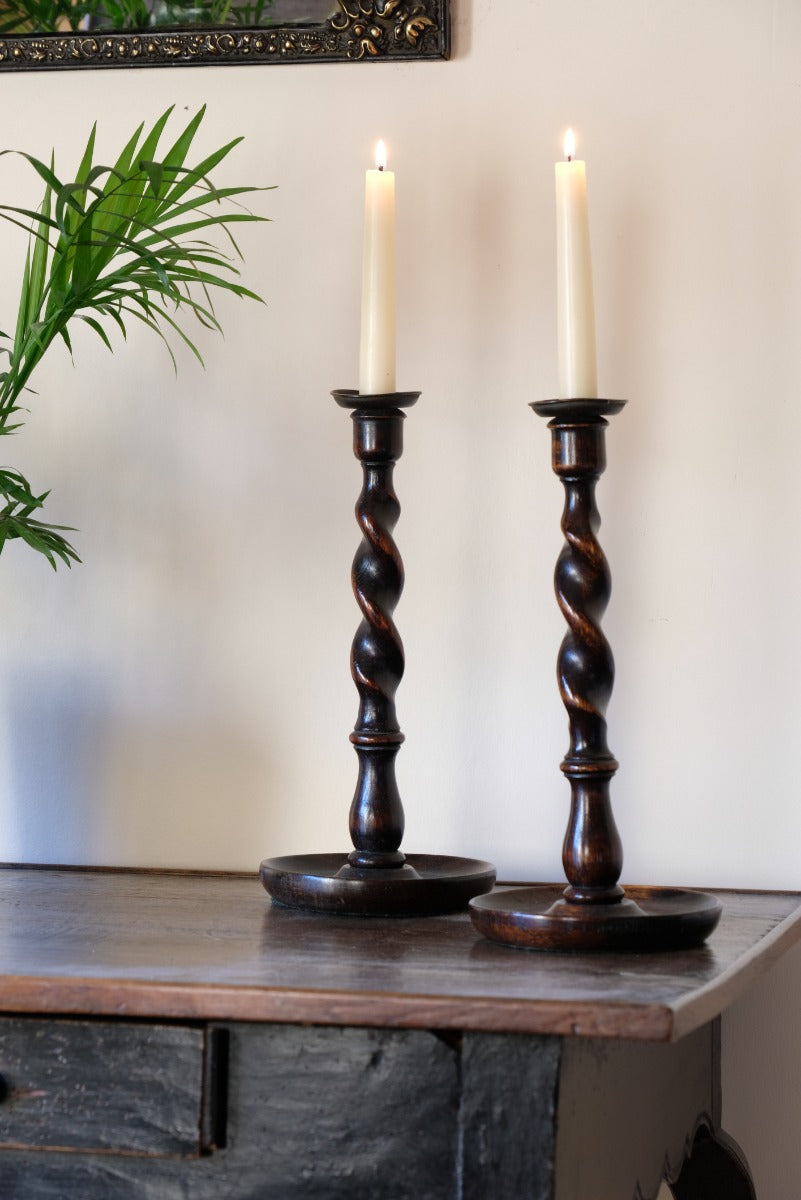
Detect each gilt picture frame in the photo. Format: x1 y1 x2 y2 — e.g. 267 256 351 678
0 0 448 71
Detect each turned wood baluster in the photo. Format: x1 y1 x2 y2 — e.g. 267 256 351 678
258 388 495 916
533 399 626 905
468 397 722 951
339 395 419 870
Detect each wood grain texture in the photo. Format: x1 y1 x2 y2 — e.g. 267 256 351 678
225 1024 459 1198
470 885 721 953
0 1021 742 1199
0 1017 206 1156
0 868 798 1042
0 1025 463 1199
260 852 495 916
460 1033 561 1200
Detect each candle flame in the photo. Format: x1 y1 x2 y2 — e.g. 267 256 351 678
375 140 387 171
564 129 576 161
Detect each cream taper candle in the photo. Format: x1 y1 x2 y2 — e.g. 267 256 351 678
359 140 396 395
555 129 597 399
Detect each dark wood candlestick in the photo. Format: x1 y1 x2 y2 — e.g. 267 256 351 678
470 398 722 951
260 390 495 916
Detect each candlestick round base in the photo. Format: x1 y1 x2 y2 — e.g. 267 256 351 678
260 853 496 917
469 885 721 953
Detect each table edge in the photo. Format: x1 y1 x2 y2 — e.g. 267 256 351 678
1 874 799 1042
0 976 678 1041
671 896 801 1040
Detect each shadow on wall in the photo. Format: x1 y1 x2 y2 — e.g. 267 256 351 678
1 664 276 869
0 664 105 865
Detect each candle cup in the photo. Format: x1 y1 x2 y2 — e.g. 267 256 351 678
260 390 495 917
469 399 722 952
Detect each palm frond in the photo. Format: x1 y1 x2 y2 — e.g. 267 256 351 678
0 106 269 568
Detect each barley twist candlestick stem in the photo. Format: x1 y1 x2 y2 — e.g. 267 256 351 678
260 390 495 916
347 398 408 870
550 399 623 904
470 399 722 952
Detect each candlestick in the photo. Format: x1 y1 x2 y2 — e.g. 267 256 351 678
470 399 721 951
359 141 396 395
260 390 495 916
555 130 597 399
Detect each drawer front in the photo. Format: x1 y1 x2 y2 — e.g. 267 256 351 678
0 1017 221 1157
0 1024 566 1198
0 1022 463 1198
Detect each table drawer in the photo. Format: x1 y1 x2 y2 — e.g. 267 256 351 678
0 1017 225 1158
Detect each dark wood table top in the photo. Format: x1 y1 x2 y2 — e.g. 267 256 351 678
0 867 798 1042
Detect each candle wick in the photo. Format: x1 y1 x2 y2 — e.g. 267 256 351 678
567 154 572 162
378 165 384 171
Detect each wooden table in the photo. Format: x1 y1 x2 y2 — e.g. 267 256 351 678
0 867 797 1199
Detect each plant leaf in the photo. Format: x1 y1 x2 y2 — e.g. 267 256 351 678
0 105 268 568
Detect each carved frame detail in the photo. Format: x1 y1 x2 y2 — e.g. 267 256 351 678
0 0 448 70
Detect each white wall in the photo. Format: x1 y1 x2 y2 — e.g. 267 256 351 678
0 1 799 1194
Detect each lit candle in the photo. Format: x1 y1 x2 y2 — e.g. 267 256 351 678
555 129 597 399
359 140 396 395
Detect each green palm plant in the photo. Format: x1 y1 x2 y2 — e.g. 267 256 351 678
0 105 268 568
0 0 83 36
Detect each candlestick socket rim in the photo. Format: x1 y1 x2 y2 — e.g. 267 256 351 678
531 398 626 422
334 389 420 411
